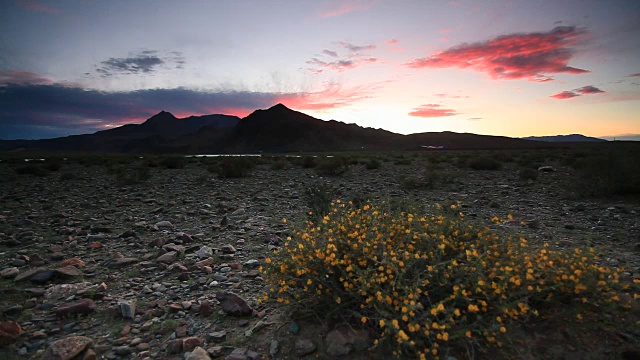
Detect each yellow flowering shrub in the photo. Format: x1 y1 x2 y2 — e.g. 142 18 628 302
261 201 637 358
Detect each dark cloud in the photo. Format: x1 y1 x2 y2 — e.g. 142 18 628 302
99 55 164 76
550 85 605 100
0 71 53 85
408 26 589 82
0 82 374 139
18 0 60 14
94 50 187 77
408 104 459 118
338 41 376 53
322 49 338 57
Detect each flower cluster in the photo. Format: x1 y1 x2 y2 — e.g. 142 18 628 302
261 201 637 358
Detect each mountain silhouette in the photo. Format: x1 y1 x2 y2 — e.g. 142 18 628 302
0 104 557 153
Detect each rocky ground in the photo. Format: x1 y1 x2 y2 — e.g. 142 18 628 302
0 153 638 360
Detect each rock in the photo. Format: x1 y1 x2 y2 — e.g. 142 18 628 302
221 244 236 254
113 345 132 356
183 337 202 352
538 166 556 172
42 335 93 360
112 258 138 267
119 299 136 319
196 246 213 259
564 224 576 230
55 298 96 317
4 305 23 316
207 331 226 342
0 267 19 279
60 258 86 268
227 348 261 360
207 346 224 357
45 282 92 299
243 260 259 268
30 270 56 284
288 321 300 335
269 340 279 357
0 321 23 346
155 220 174 229
199 301 213 317
295 339 317 356
54 265 83 277
14 267 46 282
325 329 353 357
215 291 253 316
166 339 183 354
186 346 212 360
157 251 177 264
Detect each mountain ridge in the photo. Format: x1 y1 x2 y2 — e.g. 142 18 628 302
1 104 562 153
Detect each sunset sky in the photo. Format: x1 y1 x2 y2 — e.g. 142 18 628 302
1 0 639 140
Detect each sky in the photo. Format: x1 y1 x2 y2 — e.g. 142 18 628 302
0 0 639 140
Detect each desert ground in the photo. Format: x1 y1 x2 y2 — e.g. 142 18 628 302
0 148 638 360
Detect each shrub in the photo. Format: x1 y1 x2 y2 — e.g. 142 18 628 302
572 150 640 196
159 156 185 169
315 157 348 176
302 181 336 219
300 156 318 169
271 158 288 170
518 168 538 182
262 202 636 359
468 156 502 170
214 157 254 178
365 158 381 170
43 158 64 172
114 166 151 185
15 164 49 177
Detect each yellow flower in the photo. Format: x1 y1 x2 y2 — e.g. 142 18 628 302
465 331 472 338
265 258 272 264
361 316 367 324
379 319 386 327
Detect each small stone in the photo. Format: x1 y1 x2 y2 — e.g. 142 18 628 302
60 258 86 268
564 224 576 230
0 267 19 279
238 319 249 327
113 346 132 356
119 300 136 319
269 340 279 356
325 329 353 357
0 321 23 346
30 270 56 284
196 246 213 259
183 337 202 352
54 265 83 277
136 343 150 351
199 301 213 317
243 260 259 268
288 321 300 335
207 331 226 342
185 346 212 360
166 339 183 354
207 346 224 357
55 298 96 317
157 251 177 264
43 335 93 360
155 221 174 229
221 244 236 254
538 165 556 172
215 291 253 316
295 339 317 356
14 267 46 282
4 305 23 316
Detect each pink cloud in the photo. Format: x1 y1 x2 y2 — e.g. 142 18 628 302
409 104 459 118
550 91 579 99
575 85 604 94
628 73 640 77
18 0 60 14
407 26 589 82
275 82 384 111
0 71 54 85
319 0 373 18
550 85 605 100
434 93 469 99
385 39 400 45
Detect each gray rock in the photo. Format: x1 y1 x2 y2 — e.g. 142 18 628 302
0 267 19 278
157 251 177 264
207 331 226 342
155 221 175 229
269 340 279 356
295 339 317 356
196 246 213 259
119 299 136 319
325 329 353 357
113 345 132 356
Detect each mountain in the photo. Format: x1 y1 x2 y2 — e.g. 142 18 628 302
600 134 640 141
522 134 606 142
0 104 558 153
0 112 240 152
